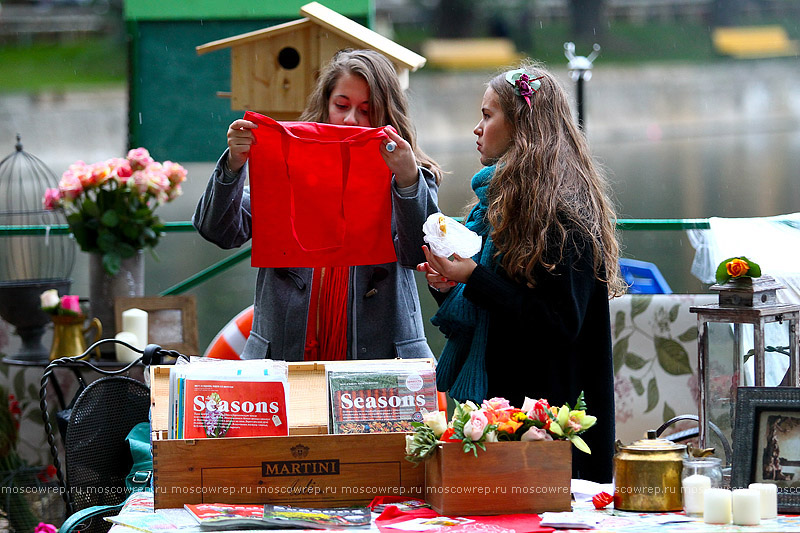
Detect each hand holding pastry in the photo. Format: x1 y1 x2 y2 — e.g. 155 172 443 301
416 260 456 293
422 245 477 285
422 213 481 258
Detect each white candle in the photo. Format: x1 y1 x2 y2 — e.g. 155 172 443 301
121 308 148 348
732 488 761 526
749 483 778 519
703 488 732 524
682 474 711 516
115 331 140 363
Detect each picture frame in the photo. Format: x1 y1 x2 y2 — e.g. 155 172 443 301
731 386 800 513
114 295 198 355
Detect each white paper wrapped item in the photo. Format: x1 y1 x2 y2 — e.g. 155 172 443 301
422 213 482 258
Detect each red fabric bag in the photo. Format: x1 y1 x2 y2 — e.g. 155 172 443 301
245 111 397 268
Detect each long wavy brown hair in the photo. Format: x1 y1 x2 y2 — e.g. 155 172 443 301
484 60 624 296
300 49 441 184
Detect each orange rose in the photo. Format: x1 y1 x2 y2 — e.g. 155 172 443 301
496 419 523 434
491 410 523 434
726 258 750 278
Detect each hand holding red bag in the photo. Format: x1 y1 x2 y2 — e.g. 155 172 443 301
246 111 397 268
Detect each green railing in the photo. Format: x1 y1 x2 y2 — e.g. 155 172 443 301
0 218 711 295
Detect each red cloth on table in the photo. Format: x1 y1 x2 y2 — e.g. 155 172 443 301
370 496 554 533
246 111 397 268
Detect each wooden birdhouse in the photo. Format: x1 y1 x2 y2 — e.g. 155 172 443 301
195 2 426 120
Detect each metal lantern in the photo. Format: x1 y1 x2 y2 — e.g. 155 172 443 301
0 135 75 361
690 276 800 459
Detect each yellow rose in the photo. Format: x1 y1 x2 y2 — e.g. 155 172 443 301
726 258 750 278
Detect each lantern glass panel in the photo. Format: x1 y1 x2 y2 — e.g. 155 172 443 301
740 321 792 387
706 321 737 453
705 318 794 465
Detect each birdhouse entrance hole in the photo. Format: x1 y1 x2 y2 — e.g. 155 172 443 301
278 47 301 70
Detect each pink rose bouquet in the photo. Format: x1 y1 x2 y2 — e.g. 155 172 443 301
405 393 596 464
42 148 187 275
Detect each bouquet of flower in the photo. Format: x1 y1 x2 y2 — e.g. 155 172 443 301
39 289 82 317
42 148 187 275
715 256 762 285
405 393 595 464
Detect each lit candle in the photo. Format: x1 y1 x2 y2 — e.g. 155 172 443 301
121 308 148 348
749 483 778 519
703 488 732 524
732 488 761 526
682 474 711 516
115 331 140 363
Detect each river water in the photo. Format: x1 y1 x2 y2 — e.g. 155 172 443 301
2 60 799 353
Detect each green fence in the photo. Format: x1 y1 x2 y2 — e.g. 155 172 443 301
1 218 710 295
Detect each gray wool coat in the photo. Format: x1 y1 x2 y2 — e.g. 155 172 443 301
193 151 439 361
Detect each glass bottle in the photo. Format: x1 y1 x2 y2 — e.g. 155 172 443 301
681 457 723 517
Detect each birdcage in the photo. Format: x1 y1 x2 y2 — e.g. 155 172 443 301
0 135 75 362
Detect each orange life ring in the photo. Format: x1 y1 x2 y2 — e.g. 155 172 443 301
203 304 448 411
203 305 254 360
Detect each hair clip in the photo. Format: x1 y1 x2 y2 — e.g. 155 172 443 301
505 69 544 108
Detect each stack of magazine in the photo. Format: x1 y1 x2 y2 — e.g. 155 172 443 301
326 361 438 434
168 359 290 439
184 503 372 531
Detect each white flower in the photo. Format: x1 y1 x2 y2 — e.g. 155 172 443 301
463 400 480 412
484 430 499 443
422 410 448 438
40 289 60 310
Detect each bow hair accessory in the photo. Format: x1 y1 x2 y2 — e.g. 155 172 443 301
505 69 544 108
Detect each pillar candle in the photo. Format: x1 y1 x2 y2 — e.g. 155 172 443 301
115 331 140 363
682 474 711 516
749 483 778 519
703 488 732 524
121 308 148 348
732 488 761 526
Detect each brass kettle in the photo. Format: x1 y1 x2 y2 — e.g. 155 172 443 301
613 430 687 511
49 315 102 361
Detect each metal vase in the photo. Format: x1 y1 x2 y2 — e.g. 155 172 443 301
88 250 144 352
49 314 102 361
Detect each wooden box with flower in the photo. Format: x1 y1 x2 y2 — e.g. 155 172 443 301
148 361 435 510
406 395 596 515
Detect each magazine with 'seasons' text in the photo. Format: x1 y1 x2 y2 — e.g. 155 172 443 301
168 358 289 439
184 503 372 530
326 361 438 434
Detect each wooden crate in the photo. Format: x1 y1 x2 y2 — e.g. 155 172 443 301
424 441 572 515
150 360 432 509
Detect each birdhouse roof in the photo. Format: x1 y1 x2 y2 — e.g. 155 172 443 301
195 1 426 72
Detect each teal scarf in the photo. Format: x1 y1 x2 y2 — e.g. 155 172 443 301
432 165 496 403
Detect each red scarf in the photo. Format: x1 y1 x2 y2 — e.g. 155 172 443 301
304 266 348 361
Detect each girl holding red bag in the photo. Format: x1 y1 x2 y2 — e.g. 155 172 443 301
417 61 625 482
194 49 442 362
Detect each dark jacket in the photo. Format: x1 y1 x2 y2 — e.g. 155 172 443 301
437 232 615 482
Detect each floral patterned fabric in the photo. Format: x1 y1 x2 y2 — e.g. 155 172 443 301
610 293 716 444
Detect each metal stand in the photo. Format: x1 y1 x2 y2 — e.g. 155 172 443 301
564 42 601 130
